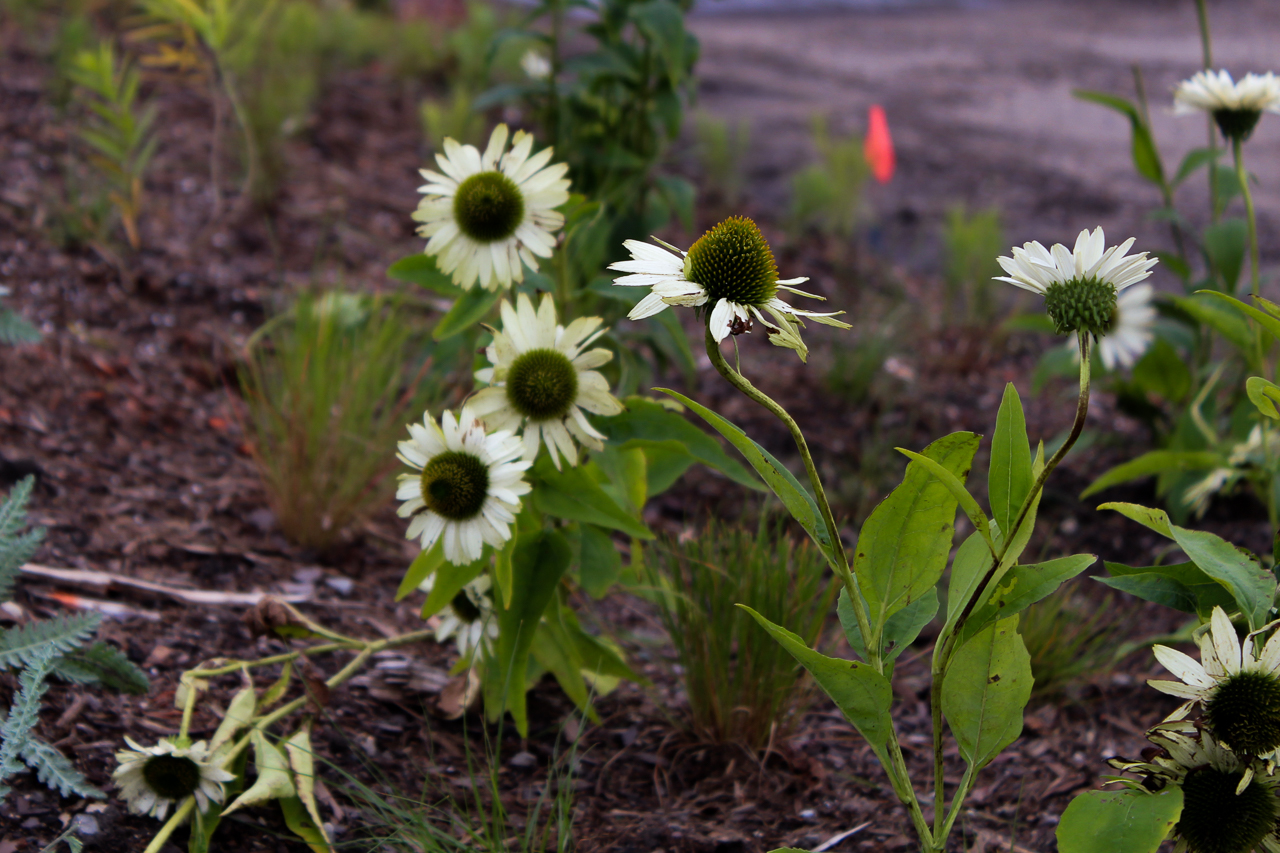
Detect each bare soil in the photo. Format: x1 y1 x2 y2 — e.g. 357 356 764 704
1 2 1277 851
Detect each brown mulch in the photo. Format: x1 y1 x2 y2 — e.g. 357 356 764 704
0 13 1266 853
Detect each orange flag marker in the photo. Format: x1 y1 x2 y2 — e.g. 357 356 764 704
864 105 895 184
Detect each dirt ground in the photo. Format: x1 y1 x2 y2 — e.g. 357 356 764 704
1 1 1278 851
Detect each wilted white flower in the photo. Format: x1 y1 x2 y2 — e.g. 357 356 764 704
396 408 532 565
421 573 499 661
1175 70 1280 141
469 293 623 469
609 216 850 362
414 124 570 290
113 737 235 820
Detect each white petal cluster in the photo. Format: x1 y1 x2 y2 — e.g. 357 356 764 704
414 124 570 290
113 737 235 820
396 409 532 565
995 227 1157 296
1174 70 1280 115
469 293 623 469
422 573 500 661
608 237 849 362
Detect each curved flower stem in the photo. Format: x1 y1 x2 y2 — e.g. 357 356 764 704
142 797 195 853
928 332 1092 849
702 330 934 848
185 642 357 680
1194 0 1218 223
1234 137 1265 347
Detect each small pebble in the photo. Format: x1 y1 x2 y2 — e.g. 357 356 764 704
509 751 537 769
72 813 100 838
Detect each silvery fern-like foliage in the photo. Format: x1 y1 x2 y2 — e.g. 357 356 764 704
0 477 145 801
0 287 39 346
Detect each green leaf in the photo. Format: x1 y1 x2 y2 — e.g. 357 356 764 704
211 686 256 755
1098 502 1175 539
493 533 516 608
0 309 40 345
1173 147 1219 187
1172 293 1252 354
1072 89 1164 186
1133 339 1191 402
1198 291 1280 345
533 461 653 540
52 641 150 694
838 586 937 667
1057 787 1182 853
740 605 894 766
1248 376 1280 419
945 530 994 634
578 524 622 599
653 174 696 232
896 446 995 556
530 615 596 717
419 554 487 619
0 646 57 791
857 433 978 645
279 797 332 853
20 735 104 799
396 541 445 602
657 389 833 560
1097 572 1197 614
486 531 572 736
0 613 102 672
941 616 1032 771
222 730 296 815
606 396 760 491
959 554 1096 645
283 721 331 852
1203 219 1247 293
989 384 1032 540
1082 451 1223 498
629 1 688 86
1170 525 1276 630
432 288 500 341
386 254 463 296
650 307 698 389
1102 562 1236 618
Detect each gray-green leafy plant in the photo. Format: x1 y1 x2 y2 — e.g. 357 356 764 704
0 288 40 346
64 41 158 250
941 205 1004 326
237 291 445 551
693 111 750 208
643 520 834 748
0 477 150 802
787 114 868 242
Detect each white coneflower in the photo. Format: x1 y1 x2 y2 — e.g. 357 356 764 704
520 49 551 80
608 216 850 362
396 408 532 565
1175 70 1280 141
421 573 499 661
1067 282 1156 370
1150 607 1280 758
413 124 570 291
996 227 1158 340
113 737 235 820
1109 727 1280 853
468 293 623 469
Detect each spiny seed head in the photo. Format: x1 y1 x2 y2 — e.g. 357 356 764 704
420 451 490 521
506 348 578 421
453 171 524 243
1042 277 1118 337
450 589 483 622
684 217 779 308
1178 766 1277 853
1213 108 1264 142
1205 670 1280 755
141 754 202 801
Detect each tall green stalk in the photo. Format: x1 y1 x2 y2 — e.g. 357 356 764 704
1194 0 1220 222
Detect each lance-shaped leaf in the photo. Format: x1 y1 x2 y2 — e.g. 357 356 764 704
1057 787 1182 853
284 720 331 851
1100 561 1235 618
1099 502 1175 539
211 685 256 754
740 606 893 767
989 383 1032 541
657 389 834 561
896 445 994 557
941 616 1032 771
1170 526 1276 631
959 553 1097 646
858 433 977 647
221 729 295 815
433 288 500 341
604 396 760 492
485 531 572 736
534 462 653 540
396 541 445 601
838 586 937 671
419 552 487 619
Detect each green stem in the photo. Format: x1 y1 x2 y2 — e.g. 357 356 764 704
703 329 934 849
927 332 1092 850
185 642 357 680
1235 137 1261 302
178 674 198 744
1194 0 1219 223
142 797 195 853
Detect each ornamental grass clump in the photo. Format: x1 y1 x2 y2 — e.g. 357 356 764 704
644 521 834 749
238 291 443 551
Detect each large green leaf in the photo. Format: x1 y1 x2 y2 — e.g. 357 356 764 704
959 554 1096 646
857 433 978 645
1172 147 1219 187
740 606 893 766
1202 219 1247 294
1133 339 1191 402
533 462 653 539
486 531 572 736
944 530 994 635
1072 89 1164 186
1103 561 1236 617
658 389 833 560
1098 502 1175 539
1173 294 1252 354
1056 787 1182 853
896 446 995 556
941 616 1032 771
419 553 487 619
1247 376 1280 419
396 541 445 601
432 288 500 341
1198 290 1280 345
1170 526 1276 630
989 384 1032 541
386 253 464 296
606 396 759 490
838 586 937 669
578 524 622 599
1082 451 1223 498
